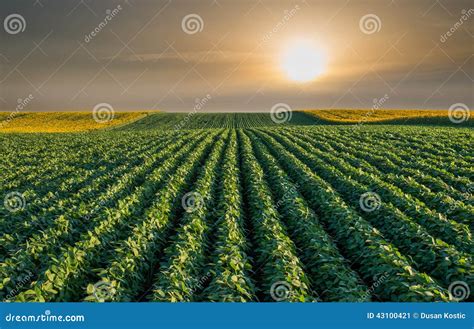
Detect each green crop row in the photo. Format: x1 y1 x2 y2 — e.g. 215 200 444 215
247 130 370 301
1 124 470 302
149 131 229 302
252 129 451 301
262 129 473 288
6 132 214 301
202 131 256 302
238 130 315 302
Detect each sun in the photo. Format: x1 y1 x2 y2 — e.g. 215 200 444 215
280 39 327 82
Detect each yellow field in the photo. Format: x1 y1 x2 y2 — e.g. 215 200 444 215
0 112 148 133
305 109 448 123
0 110 456 133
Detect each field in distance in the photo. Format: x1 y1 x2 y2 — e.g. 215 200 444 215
305 109 452 123
0 112 147 133
0 110 468 133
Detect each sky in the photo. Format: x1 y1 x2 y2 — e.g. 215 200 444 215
0 0 472 112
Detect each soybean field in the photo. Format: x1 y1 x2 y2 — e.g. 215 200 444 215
0 113 472 302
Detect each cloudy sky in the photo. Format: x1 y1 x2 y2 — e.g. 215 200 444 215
0 0 472 112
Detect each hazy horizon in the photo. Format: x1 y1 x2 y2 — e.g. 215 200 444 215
0 108 458 113
1 0 472 112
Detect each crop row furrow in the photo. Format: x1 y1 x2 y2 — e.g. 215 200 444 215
281 129 472 253
201 130 256 302
296 127 471 204
84 131 223 302
252 129 450 302
0 133 202 287
289 128 473 228
238 130 315 302
247 130 370 301
260 130 473 288
7 131 214 301
0 135 155 195
148 131 229 302
332 128 473 188
0 134 176 255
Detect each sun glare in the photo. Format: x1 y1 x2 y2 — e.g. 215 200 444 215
280 39 327 83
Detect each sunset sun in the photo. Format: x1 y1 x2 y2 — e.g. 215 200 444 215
280 39 327 82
